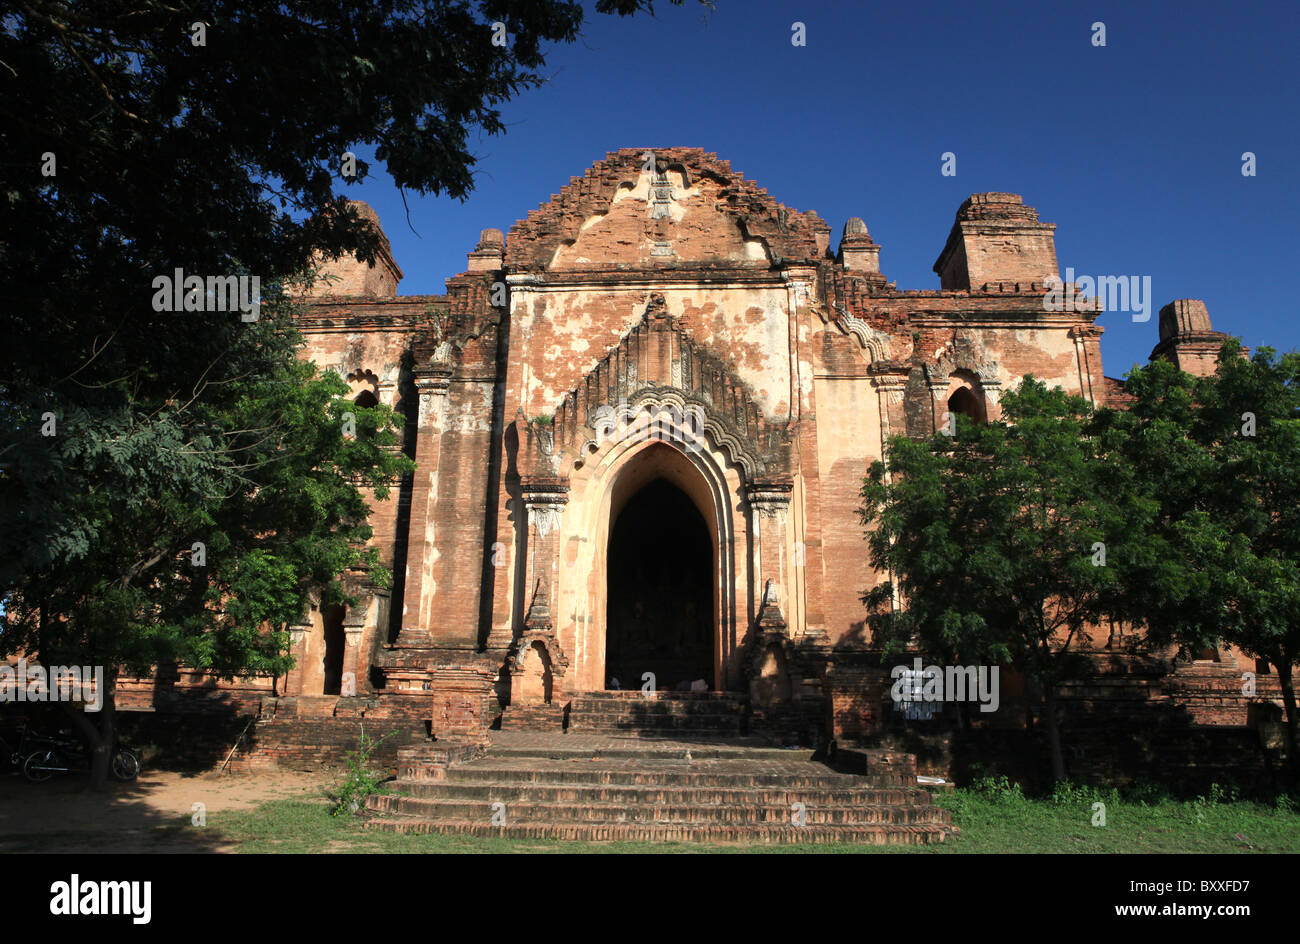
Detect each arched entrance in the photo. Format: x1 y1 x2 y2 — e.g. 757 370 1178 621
556 420 746 694
605 478 713 691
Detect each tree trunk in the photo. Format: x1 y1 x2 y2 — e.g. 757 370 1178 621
62 669 116 791
1276 660 1300 779
1043 683 1067 783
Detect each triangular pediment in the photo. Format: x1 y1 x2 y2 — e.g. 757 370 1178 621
506 148 830 272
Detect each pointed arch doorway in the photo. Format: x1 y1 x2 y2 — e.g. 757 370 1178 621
600 441 725 693
606 478 713 691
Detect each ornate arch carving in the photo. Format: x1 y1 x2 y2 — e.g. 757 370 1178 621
571 387 764 480
507 632 569 679
832 302 892 363
515 293 793 484
923 328 1001 388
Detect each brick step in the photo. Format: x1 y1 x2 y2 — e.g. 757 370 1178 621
567 723 744 735
499 704 565 732
560 732 750 740
574 692 748 702
567 708 744 715
485 743 794 760
569 701 746 710
565 727 747 734
568 714 744 729
566 707 745 717
368 794 950 826
501 696 754 738
560 692 749 736
444 766 882 789
390 779 928 805
567 702 745 713
567 713 745 724
364 818 953 845
363 735 949 844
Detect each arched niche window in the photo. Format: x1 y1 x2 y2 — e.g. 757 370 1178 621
349 390 381 445
346 368 381 408
946 383 988 426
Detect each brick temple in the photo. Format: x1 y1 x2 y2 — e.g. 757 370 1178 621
120 148 1283 794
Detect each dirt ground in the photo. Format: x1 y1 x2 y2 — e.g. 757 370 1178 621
0 766 332 853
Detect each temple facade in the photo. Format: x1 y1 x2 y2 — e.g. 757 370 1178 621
124 148 1276 752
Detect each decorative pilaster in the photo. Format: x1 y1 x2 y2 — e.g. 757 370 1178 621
395 365 452 649
868 367 908 452
745 480 793 518
1068 324 1104 408
519 474 569 638
927 379 951 434
283 624 311 695
868 366 910 620
506 477 571 704
340 592 369 696
745 480 803 638
976 370 1002 408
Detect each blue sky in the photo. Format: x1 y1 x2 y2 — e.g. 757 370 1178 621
338 0 1298 380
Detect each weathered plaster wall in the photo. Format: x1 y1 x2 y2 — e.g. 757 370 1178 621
510 286 795 421
812 376 883 646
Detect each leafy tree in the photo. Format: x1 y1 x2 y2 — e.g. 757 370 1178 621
861 379 1139 782
3 293 413 785
4 0 696 413
1099 341 1300 774
1 1 691 786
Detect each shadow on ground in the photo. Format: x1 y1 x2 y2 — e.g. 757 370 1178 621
0 764 332 853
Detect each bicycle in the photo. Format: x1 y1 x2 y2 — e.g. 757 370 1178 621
0 724 41 770
22 730 141 783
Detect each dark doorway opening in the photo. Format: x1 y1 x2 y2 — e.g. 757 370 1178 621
948 386 986 424
606 478 713 691
322 604 346 695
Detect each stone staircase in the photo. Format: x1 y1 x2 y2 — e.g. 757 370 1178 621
563 691 747 737
364 733 956 845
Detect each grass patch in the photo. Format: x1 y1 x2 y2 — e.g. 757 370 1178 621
926 777 1300 854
